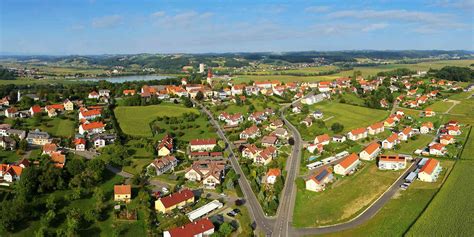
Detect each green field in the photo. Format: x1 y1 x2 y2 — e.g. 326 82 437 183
407 129 474 236
395 134 434 154
288 101 389 141
427 101 453 113
115 104 199 137
210 97 280 116
293 163 402 227
321 160 455 237
0 150 20 163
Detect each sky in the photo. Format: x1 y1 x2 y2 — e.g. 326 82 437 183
1 0 473 55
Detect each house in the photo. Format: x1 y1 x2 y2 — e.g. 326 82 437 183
446 125 461 136
261 135 278 147
440 134 455 145
378 155 406 170
123 89 136 96
332 135 346 143
163 218 214 237
347 128 368 141
47 108 57 118
248 111 267 124
269 119 284 130
241 144 277 165
382 133 399 149
74 138 86 151
334 153 361 176
314 134 330 146
88 91 99 99
147 156 178 176
42 143 58 155
99 89 110 97
418 159 441 182
114 184 132 203
307 143 324 154
29 105 42 116
63 99 74 111
27 130 51 145
424 108 436 117
5 108 18 118
155 189 195 213
305 168 333 192
79 109 102 120
45 104 65 112
265 168 281 185
398 127 413 141
50 152 66 168
312 110 323 119
384 117 396 127
429 143 446 156
420 122 434 134
184 160 225 189
231 84 245 95
218 112 243 126
291 103 302 113
240 125 261 140
359 142 381 161
367 122 384 135
157 134 173 156
0 136 16 150
0 164 23 182
6 129 26 140
272 128 289 139
0 124 11 136
79 122 106 135
0 97 9 107
190 139 217 152
300 117 313 127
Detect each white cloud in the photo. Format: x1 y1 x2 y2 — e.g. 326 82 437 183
432 0 474 10
305 6 330 13
151 11 166 18
91 15 123 28
362 23 388 32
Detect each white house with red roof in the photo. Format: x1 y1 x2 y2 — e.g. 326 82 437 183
240 125 261 140
367 122 384 135
398 127 413 141
265 168 281 185
418 159 441 182
420 122 434 134
74 138 86 151
305 167 333 192
334 153 361 175
359 142 381 161
347 128 368 141
185 160 225 189
163 218 214 237
382 133 399 149
378 155 406 170
440 134 455 145
446 125 461 136
157 134 173 156
79 109 102 120
189 139 217 152
424 108 436 117
429 143 446 156
79 121 106 135
88 91 100 99
29 105 42 116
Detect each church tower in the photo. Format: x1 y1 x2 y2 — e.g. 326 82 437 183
206 68 213 86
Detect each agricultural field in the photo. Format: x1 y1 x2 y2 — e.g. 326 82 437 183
321 159 455 237
114 104 199 137
288 101 389 141
293 163 402 227
407 129 473 236
232 74 338 84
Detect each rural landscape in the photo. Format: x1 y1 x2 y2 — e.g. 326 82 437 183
1 1 473 237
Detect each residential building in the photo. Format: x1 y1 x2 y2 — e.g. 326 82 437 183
240 125 261 140
114 184 132 203
155 189 195 213
27 130 51 145
429 143 446 156
314 134 330 145
184 160 225 189
359 142 381 161
334 153 361 175
42 143 58 155
440 134 455 145
398 127 413 141
29 105 42 116
305 168 334 192
74 138 86 151
0 164 24 182
367 122 384 135
418 159 441 182
0 136 16 150
420 122 434 134
261 135 278 147
157 134 174 156
0 124 11 136
382 133 399 149
347 128 368 141
332 135 346 143
79 122 106 135
63 99 74 111
79 109 102 120
147 156 178 176
186 200 223 222
378 155 406 170
163 218 214 237
265 168 281 185
190 139 217 152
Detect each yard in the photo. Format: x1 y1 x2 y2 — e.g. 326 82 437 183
114 104 199 137
394 134 434 154
293 163 402 227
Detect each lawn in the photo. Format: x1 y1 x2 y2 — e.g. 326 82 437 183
151 114 217 142
407 131 474 236
395 134 434 154
115 104 199 137
210 97 280 116
0 150 20 163
427 101 453 113
288 101 389 141
293 163 402 227
40 117 76 137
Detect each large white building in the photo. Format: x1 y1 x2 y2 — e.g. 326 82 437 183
378 155 406 170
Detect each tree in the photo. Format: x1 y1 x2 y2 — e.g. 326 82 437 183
18 139 28 151
331 122 344 133
183 97 193 108
218 222 234 237
195 91 204 101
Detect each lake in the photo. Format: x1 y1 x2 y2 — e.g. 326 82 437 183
80 75 172 83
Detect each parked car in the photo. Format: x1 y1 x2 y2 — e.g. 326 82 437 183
162 187 169 193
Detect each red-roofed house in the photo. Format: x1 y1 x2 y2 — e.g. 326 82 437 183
420 122 434 134
155 189 195 213
50 152 66 168
74 138 86 151
157 134 174 156
378 155 406 170
398 127 413 141
446 125 461 136
88 91 99 99
359 142 381 161
0 164 24 182
367 122 384 135
382 133 399 149
265 168 281 185
429 143 446 156
123 89 136 96
185 160 225 189
305 167 334 192
79 109 102 120
384 117 396 127
190 139 217 152
29 105 42 116
42 143 58 155
240 125 261 140
79 121 106 135
163 218 214 237
114 184 132 203
347 128 368 141
440 134 455 145
147 156 178 176
314 134 330 145
418 159 441 182
334 153 361 175
424 108 435 117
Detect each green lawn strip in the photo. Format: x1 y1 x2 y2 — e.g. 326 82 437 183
114 104 199 137
395 134 434 154
293 163 401 227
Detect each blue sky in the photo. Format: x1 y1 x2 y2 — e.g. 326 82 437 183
1 0 473 54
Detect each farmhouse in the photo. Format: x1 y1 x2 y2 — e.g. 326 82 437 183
347 128 368 141
147 156 178 176
367 122 384 135
305 168 334 192
79 122 106 135
190 138 217 152
378 155 406 170
334 153 361 176
114 184 132 203
184 160 225 189
155 189 195 213
359 142 381 161
163 218 214 237
418 159 441 182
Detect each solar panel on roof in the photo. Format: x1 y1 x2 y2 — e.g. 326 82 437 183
315 169 328 181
